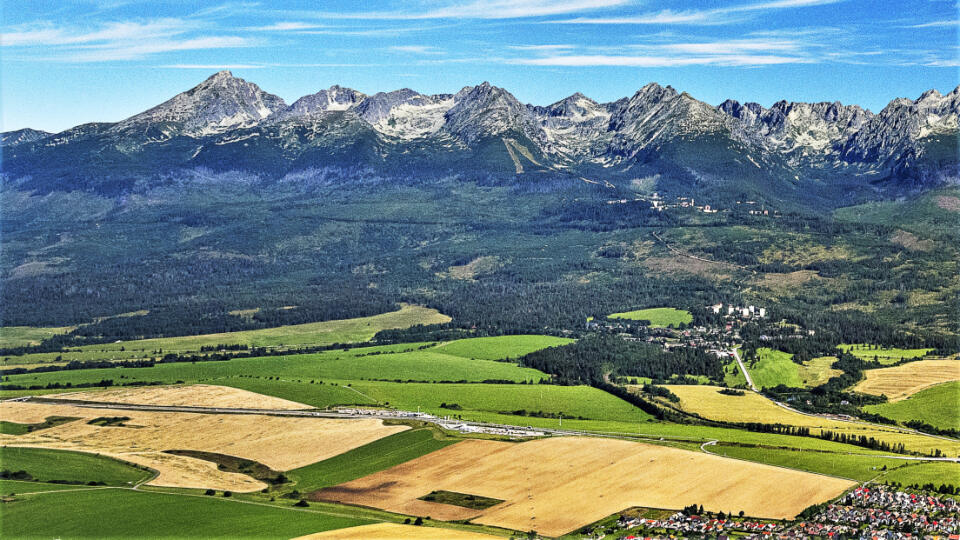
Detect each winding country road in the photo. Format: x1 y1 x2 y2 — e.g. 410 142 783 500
732 348 757 391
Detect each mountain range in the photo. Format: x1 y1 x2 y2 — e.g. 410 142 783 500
2 71 958 206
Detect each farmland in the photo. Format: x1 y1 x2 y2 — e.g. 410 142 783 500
0 447 152 486
707 445 908 481
0 488 372 539
0 304 450 366
433 335 572 360
862 381 960 431
739 348 801 388
838 344 935 365
55 384 312 410
0 326 74 349
852 359 960 400
608 307 693 327
0 337 552 388
662 385 960 456
288 428 459 493
730 350 842 389
296 523 503 539
0 400 407 491
880 462 960 488
316 437 854 537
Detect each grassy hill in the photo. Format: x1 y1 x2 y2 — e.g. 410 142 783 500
608 307 693 327
863 381 960 431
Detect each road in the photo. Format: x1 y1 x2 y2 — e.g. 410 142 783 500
732 348 757 391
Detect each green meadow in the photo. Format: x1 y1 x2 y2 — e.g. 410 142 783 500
708 445 907 481
0 488 372 539
608 307 693 327
433 335 573 360
2 337 552 390
0 326 75 349
863 381 960 431
880 462 960 488
838 344 934 365
288 428 458 493
740 348 804 389
0 447 152 486
0 304 450 366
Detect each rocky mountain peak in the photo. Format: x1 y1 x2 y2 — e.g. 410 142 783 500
117 71 286 136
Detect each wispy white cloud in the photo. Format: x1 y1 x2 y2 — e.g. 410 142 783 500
1 19 255 62
244 21 326 31
512 53 812 67
288 0 630 20
1 19 190 46
389 45 444 55
159 63 265 69
508 36 818 67
548 0 843 25
903 19 960 28
507 44 576 51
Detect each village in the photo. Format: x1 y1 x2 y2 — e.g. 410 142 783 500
605 193 781 217
602 486 959 540
585 301 792 361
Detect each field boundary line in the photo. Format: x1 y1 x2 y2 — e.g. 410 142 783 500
337 384 378 404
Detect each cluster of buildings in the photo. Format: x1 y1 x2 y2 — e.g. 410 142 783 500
616 513 784 537
334 407 545 438
783 487 959 539
435 419 545 438
604 487 958 540
708 303 767 319
642 193 720 213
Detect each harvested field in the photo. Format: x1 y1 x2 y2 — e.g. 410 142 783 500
852 360 960 401
50 384 312 410
294 523 503 540
315 437 854 537
0 401 406 492
661 385 960 455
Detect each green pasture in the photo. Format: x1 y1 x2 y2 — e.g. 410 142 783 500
863 381 960 431
741 348 803 389
708 445 906 481
288 428 458 493
1 479 107 495
839 344 934 365
0 326 75 349
434 335 573 360
0 304 449 366
0 447 152 486
2 339 551 391
0 488 371 539
607 307 693 327
880 462 960 488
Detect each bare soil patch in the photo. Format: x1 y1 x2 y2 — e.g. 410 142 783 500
935 195 960 211
890 230 933 252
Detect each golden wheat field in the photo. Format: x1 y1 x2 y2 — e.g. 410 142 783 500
661 385 960 456
50 384 313 410
852 360 960 401
315 437 854 537
293 523 503 540
0 401 406 492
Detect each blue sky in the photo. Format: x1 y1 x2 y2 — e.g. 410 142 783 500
2 0 958 132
